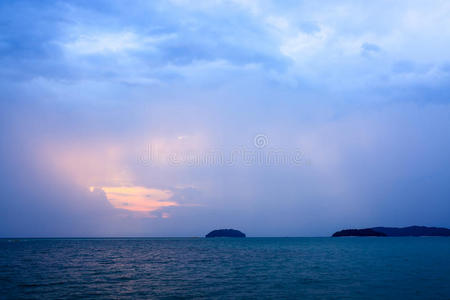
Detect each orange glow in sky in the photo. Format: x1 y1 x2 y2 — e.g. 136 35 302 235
98 186 177 213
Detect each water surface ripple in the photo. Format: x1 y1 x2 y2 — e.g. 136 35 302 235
1 237 449 299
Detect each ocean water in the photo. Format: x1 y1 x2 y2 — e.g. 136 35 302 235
1 237 449 299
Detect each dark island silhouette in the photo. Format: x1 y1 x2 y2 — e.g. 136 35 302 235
205 229 246 238
333 228 386 237
332 226 450 237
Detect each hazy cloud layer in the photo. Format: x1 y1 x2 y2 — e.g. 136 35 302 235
1 0 450 237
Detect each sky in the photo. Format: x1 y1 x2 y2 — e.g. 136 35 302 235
1 0 450 237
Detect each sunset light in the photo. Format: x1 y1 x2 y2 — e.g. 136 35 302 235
98 186 177 213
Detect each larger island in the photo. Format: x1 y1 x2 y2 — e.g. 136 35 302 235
332 226 450 237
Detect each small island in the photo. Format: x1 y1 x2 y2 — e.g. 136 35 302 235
205 229 246 238
332 226 450 237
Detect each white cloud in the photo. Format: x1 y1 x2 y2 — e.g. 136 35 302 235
279 26 332 61
265 16 289 31
64 31 141 55
63 31 176 55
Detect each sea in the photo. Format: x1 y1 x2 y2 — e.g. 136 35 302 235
1 237 449 299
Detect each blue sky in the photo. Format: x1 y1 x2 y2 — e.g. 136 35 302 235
1 0 450 237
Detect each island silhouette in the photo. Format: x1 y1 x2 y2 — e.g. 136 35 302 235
205 229 246 238
332 226 450 237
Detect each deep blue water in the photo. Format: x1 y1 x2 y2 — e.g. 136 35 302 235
1 237 449 299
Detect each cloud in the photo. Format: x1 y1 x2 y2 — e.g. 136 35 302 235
361 42 381 57
1 0 450 236
64 31 142 55
62 30 177 55
279 26 331 61
98 186 177 212
2 0 449 94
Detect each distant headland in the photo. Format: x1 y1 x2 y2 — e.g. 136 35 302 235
332 228 386 237
205 229 246 238
332 226 450 237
